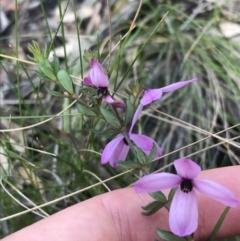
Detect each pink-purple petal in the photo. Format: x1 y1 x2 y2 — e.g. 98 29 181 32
193 179 239 208
174 159 201 179
130 134 162 157
103 95 126 109
169 188 198 237
129 104 143 134
101 135 129 168
160 78 198 93
83 77 92 86
140 89 163 106
134 173 182 193
109 143 129 168
89 58 109 87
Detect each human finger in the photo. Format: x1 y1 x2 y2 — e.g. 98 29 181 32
2 165 240 241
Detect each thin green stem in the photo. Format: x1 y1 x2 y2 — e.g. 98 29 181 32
56 0 72 133
207 206 230 241
106 0 112 68
14 0 22 117
116 12 168 91
72 0 83 79
39 0 53 46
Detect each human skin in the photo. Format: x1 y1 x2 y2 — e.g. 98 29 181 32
2 165 240 241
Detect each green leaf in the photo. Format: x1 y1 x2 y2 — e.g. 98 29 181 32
149 191 167 203
43 58 53 69
92 128 119 138
84 49 95 62
117 161 142 169
81 87 97 94
168 187 177 203
28 41 44 62
141 200 165 216
51 54 60 74
165 187 178 211
156 229 187 241
134 145 146 164
77 103 96 117
36 70 50 80
146 143 157 163
124 99 134 125
43 43 49 59
88 95 98 106
45 86 66 98
207 206 230 241
57 69 74 94
92 118 105 134
100 106 121 128
142 200 165 211
38 62 57 81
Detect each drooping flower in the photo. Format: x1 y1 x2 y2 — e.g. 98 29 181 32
140 78 198 106
134 158 239 237
130 78 198 130
101 108 162 168
83 58 125 109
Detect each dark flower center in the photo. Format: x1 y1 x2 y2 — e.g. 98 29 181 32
97 87 109 97
180 179 193 193
123 138 128 145
123 138 133 145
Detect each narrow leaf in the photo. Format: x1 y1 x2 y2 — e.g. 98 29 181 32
134 146 146 164
146 143 157 163
141 201 165 216
36 71 51 80
84 49 95 62
207 206 230 241
43 58 53 69
38 62 57 81
100 106 121 128
168 187 178 203
165 187 178 211
92 128 119 138
88 95 98 106
149 191 167 203
142 200 165 211
57 69 74 94
124 99 134 125
117 161 142 169
81 87 97 94
45 86 66 97
156 229 186 241
28 41 43 62
51 54 60 74
77 103 96 117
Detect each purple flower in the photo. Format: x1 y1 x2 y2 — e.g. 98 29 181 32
101 110 162 168
83 58 125 109
141 78 198 106
134 158 239 237
130 78 198 129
